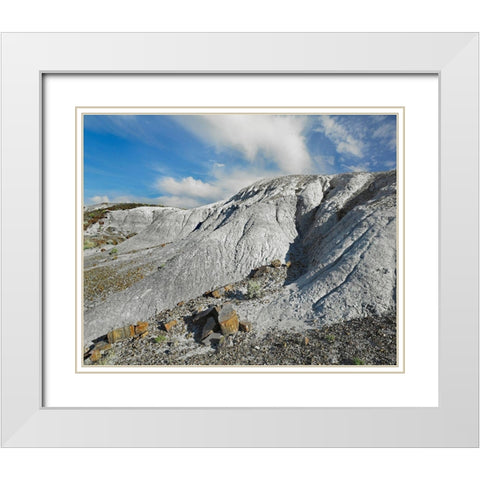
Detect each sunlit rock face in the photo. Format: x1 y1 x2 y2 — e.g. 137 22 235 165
83 170 396 344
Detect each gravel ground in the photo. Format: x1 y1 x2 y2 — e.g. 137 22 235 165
84 264 397 367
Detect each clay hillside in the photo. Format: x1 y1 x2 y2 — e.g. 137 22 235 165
83 170 397 366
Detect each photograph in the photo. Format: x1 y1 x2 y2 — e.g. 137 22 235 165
81 111 399 367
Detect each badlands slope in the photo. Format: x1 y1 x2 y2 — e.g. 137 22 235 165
83 170 397 346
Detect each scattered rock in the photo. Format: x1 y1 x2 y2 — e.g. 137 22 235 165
135 321 148 335
271 259 282 268
106 322 148 343
286 260 292 268
95 341 112 352
304 337 310 346
202 332 223 347
90 349 102 362
107 325 135 343
163 320 177 332
217 335 227 349
211 290 222 298
239 321 252 332
252 265 271 278
224 284 234 293
193 305 220 325
177 301 184 307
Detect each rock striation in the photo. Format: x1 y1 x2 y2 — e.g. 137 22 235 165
83 170 396 345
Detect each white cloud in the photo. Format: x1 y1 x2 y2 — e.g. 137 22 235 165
372 123 397 151
344 162 371 172
316 116 365 158
154 168 271 209
156 176 222 199
175 115 313 174
156 195 204 209
89 195 110 204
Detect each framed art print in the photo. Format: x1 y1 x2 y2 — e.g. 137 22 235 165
1 33 478 446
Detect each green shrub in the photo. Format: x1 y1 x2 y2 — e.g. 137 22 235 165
246 280 261 299
109 248 118 255
154 335 167 343
83 239 96 250
353 357 365 365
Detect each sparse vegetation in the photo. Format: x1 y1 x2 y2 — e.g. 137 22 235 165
83 263 151 304
154 335 167 343
246 280 261 299
109 248 118 255
325 334 336 343
353 357 365 365
83 239 96 250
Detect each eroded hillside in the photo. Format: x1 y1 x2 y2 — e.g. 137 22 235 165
83 170 397 365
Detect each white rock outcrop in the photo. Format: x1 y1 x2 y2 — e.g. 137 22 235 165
83 171 397 344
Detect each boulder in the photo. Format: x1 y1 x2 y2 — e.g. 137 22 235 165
217 303 239 336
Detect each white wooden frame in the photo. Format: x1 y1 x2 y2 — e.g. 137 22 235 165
1 33 478 447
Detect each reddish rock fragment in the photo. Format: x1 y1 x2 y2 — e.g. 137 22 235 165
218 303 239 336
163 320 177 332
135 322 148 335
90 349 102 362
107 325 135 344
239 321 252 333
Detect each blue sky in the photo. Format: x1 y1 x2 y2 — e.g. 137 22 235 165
84 114 397 208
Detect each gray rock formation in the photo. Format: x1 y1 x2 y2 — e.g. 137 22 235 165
83 170 396 345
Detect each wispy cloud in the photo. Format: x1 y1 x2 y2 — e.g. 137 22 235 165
174 115 313 174
313 155 336 174
315 116 365 158
84 115 169 148
372 122 397 151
